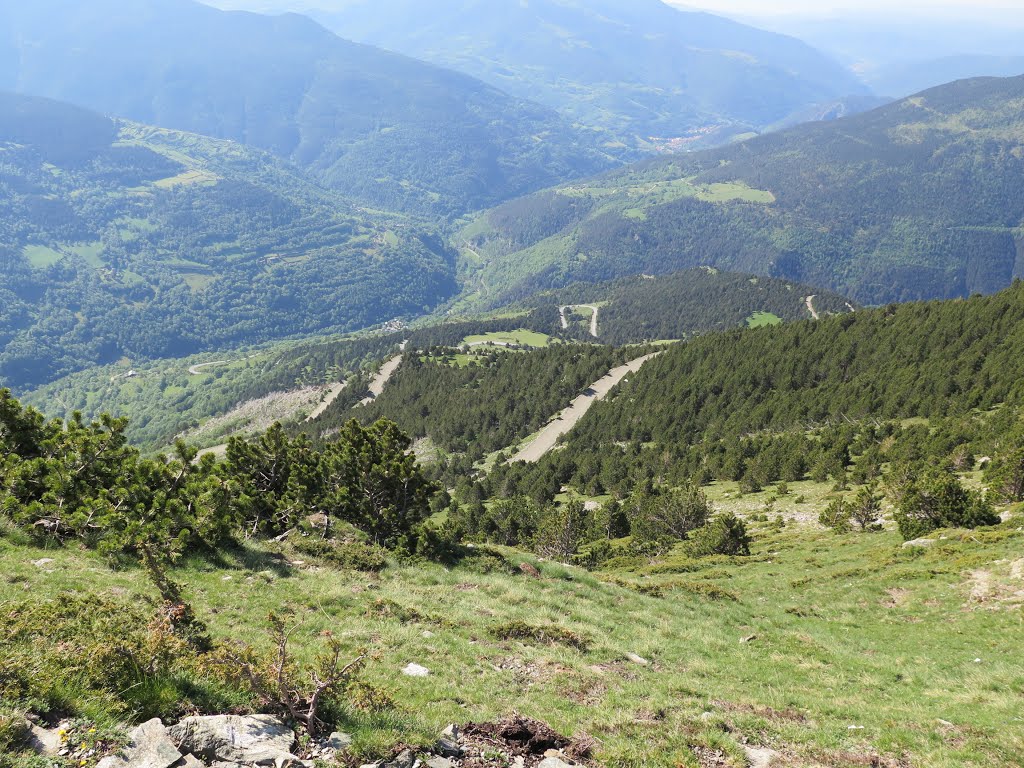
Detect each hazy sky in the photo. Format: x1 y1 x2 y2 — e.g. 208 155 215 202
671 0 1022 16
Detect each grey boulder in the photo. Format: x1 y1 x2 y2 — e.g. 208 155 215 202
95 719 184 768
26 723 62 755
168 715 300 766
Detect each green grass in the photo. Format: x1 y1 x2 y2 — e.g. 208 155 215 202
151 169 219 189
181 273 217 292
461 330 552 348
746 311 783 328
22 245 64 268
68 242 105 267
1 507 1020 767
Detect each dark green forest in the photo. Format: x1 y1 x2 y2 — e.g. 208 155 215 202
516 269 854 344
481 282 1024 508
463 75 1024 306
337 345 639 459
0 92 457 390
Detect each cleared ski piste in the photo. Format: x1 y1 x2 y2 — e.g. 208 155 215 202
511 351 663 463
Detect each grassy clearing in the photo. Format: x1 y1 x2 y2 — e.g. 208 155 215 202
181 272 216 292
461 330 552 348
22 244 64 268
746 311 784 328
151 169 219 189
68 242 105 267
2 507 1020 767
698 182 776 204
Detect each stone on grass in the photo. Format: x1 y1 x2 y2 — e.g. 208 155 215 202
168 714 296 765
95 718 183 768
902 538 936 549
537 758 576 768
624 653 649 666
27 723 62 755
384 748 416 768
435 735 461 757
402 662 430 677
325 731 353 750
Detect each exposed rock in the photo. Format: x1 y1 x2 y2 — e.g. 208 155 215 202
325 731 353 750
94 719 183 768
902 538 936 549
440 724 459 741
435 735 462 757
168 715 296 765
402 662 430 677
425 759 454 768
177 756 205 768
32 558 55 567
27 723 62 755
624 652 649 666
743 745 780 768
384 748 416 768
537 758 576 768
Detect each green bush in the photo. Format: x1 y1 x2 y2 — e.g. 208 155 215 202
291 536 388 572
818 499 852 533
687 513 752 557
894 469 1000 541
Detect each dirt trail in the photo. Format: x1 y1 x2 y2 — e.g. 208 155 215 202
188 360 228 375
805 295 820 320
511 352 662 463
306 380 349 422
357 343 407 407
559 305 600 337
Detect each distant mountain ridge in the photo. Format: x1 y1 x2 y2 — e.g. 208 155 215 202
274 0 872 148
459 75 1024 306
0 0 621 216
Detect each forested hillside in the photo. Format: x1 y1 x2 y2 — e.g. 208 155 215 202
461 75 1024 305
510 269 853 344
0 92 455 389
485 281 1024 502
296 0 868 148
0 0 621 216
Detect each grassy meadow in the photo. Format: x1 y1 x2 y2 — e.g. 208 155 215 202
3 487 1020 767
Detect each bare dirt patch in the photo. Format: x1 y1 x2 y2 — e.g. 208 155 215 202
460 715 594 767
965 558 1024 609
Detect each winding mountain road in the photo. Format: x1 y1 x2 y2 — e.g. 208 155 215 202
188 360 228 375
805 295 820 320
559 305 600 337
510 351 663 463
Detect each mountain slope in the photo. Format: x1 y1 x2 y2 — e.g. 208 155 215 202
0 91 457 389
266 0 870 148
461 75 1024 305
0 0 620 215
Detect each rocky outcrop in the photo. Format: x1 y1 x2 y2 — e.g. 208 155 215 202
167 714 300 766
92 716 314 768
